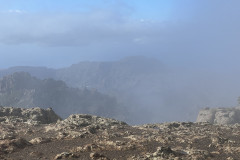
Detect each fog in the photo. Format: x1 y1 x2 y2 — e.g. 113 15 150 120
0 0 240 124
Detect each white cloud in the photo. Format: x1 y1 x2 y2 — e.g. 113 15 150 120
7 9 26 13
0 0 240 60
0 10 166 47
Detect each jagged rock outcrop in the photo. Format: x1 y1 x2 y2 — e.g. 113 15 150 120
45 114 128 139
0 107 61 124
59 114 127 128
196 107 240 125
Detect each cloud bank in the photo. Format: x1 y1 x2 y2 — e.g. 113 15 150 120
0 0 240 69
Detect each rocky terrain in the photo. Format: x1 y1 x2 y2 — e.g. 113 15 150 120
197 107 240 125
0 107 240 160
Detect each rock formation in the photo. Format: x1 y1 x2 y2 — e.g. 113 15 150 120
1 107 240 159
0 107 61 125
196 107 240 125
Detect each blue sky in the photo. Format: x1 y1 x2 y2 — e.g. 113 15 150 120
0 0 240 69
0 0 174 20
0 0 178 68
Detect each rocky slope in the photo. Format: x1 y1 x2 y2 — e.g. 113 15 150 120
196 107 240 125
1 107 240 160
0 72 125 120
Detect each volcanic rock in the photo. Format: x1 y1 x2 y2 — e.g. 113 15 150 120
196 107 240 125
1 107 240 159
0 107 61 125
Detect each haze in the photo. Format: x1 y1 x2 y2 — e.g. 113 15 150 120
0 0 240 123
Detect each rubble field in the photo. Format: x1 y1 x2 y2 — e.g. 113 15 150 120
0 107 240 160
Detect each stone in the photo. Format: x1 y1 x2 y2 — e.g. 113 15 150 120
196 107 240 125
0 138 31 154
0 107 61 125
54 152 78 159
90 152 109 160
29 137 51 144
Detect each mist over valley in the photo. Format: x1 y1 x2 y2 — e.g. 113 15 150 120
0 56 239 124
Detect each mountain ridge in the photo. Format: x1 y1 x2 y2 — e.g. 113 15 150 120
0 72 125 120
0 56 167 124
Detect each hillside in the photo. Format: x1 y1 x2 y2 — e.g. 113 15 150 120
0 66 56 79
0 57 170 124
0 72 125 120
55 56 164 91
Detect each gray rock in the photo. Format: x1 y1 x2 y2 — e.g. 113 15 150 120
59 114 127 129
0 107 61 124
196 108 216 123
54 152 78 159
196 107 240 125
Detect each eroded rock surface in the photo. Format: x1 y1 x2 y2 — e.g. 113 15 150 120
196 107 240 125
1 107 240 160
0 107 61 125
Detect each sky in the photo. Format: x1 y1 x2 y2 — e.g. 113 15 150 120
0 0 240 70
